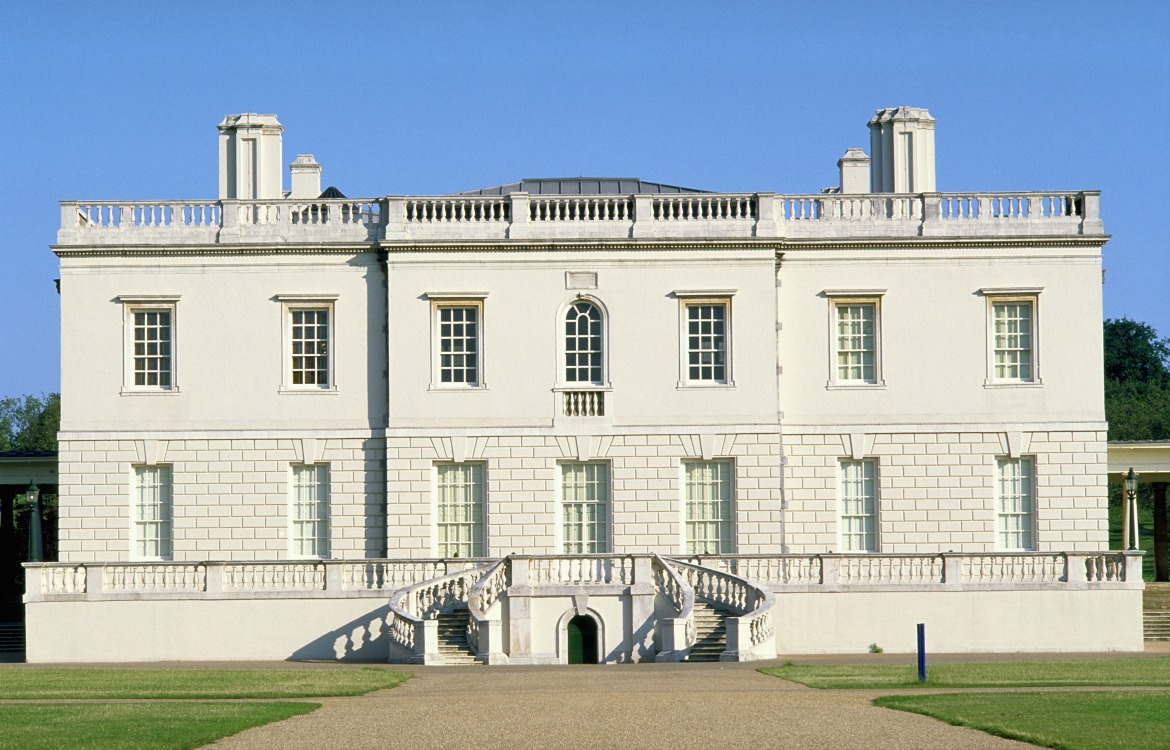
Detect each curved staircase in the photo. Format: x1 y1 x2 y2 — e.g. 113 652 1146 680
436 610 478 665
686 600 733 661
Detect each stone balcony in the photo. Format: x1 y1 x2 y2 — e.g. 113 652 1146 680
55 190 1105 248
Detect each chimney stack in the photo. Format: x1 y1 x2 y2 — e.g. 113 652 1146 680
837 148 871 194
218 114 284 200
289 154 322 199
868 106 936 193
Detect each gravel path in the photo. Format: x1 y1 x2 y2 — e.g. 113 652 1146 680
205 663 1039 750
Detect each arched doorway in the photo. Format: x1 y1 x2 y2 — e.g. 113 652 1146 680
566 615 599 664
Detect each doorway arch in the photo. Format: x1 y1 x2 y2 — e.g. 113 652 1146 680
566 614 599 664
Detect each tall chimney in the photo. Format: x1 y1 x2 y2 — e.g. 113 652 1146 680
289 154 322 199
868 107 936 193
218 114 284 200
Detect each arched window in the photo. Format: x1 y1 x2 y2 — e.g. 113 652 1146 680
565 301 603 384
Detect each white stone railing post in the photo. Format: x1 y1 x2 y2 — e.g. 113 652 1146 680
820 554 839 588
629 555 657 661
1065 553 1087 585
218 200 239 242
919 193 942 236
324 560 344 592
420 619 441 663
507 192 530 239
754 192 777 237
631 194 654 237
506 556 535 663
1124 552 1144 584
942 554 962 590
22 564 43 602
383 197 405 237
1080 191 1103 234
204 562 224 595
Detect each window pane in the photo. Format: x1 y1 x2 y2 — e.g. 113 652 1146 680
290 308 330 387
997 457 1035 549
684 460 732 554
836 303 876 383
437 463 485 557
993 302 1034 381
438 307 479 385
134 465 172 559
839 459 877 552
565 302 603 384
562 462 609 553
686 304 727 383
132 310 172 388
292 464 330 557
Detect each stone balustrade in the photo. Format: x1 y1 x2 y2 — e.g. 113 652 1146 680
466 557 509 663
25 551 1140 604
651 554 696 661
56 190 1103 247
668 557 777 660
386 563 491 664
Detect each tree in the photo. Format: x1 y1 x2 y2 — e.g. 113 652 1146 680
1103 318 1170 385
0 393 60 452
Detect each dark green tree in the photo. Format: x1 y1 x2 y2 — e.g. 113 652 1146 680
0 393 60 451
1103 318 1170 385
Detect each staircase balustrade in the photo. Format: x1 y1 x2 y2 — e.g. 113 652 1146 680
667 557 776 660
651 554 696 661
386 562 493 664
465 557 510 661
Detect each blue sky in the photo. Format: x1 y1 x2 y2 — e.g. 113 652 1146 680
2 1 1167 398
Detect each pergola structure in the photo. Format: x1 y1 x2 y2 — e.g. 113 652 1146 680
1108 440 1170 582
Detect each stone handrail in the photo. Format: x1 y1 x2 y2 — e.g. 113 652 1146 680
385 562 492 663
56 190 1103 246
528 554 634 586
667 556 776 660
102 563 205 592
465 557 510 660
223 562 325 591
341 560 448 591
651 554 696 661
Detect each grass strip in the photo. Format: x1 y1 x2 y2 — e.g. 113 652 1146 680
760 657 1170 689
0 701 318 750
0 666 409 700
874 691 1170 750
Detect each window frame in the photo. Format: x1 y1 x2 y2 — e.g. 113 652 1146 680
560 461 611 554
838 458 878 553
558 296 609 388
118 295 179 395
675 290 735 388
290 462 330 559
824 289 885 389
682 459 735 555
982 288 1042 387
276 294 338 393
427 293 488 390
131 464 173 561
434 462 487 558
995 455 1037 551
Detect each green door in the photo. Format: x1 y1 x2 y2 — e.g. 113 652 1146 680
567 615 599 664
567 618 584 664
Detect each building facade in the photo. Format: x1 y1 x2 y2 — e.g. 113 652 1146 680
24 108 1142 664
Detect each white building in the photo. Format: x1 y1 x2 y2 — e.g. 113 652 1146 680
24 108 1142 664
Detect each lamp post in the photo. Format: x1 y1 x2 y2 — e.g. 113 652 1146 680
1124 468 1139 552
26 481 43 563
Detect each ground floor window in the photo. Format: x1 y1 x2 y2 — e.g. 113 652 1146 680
562 462 609 554
437 462 485 557
291 463 330 557
997 456 1035 550
133 465 172 559
839 459 877 552
684 460 733 554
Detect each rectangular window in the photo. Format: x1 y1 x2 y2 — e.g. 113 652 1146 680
992 301 1034 382
133 465 172 560
291 464 330 558
133 310 172 388
997 456 1035 550
684 460 733 554
562 462 609 554
437 305 480 386
839 459 877 552
835 303 877 383
686 303 728 383
290 307 331 387
436 463 485 557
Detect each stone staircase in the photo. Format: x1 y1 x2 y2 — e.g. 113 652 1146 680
686 600 732 662
1144 583 1170 642
436 610 478 665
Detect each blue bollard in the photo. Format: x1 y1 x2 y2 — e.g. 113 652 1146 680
917 623 926 683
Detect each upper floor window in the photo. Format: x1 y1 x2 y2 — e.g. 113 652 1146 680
118 295 179 394
565 300 603 385
825 290 885 388
290 308 331 387
427 294 488 389
982 288 1041 386
277 294 338 392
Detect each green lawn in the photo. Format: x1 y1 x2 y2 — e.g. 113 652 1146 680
0 702 318 750
0 666 410 699
874 691 1170 750
760 657 1170 689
